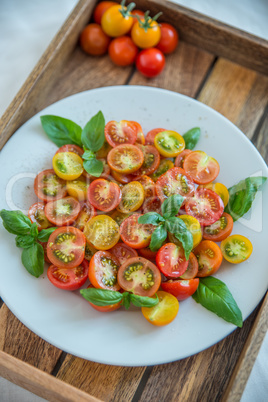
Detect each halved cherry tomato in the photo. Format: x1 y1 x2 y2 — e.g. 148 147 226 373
161 278 199 301
84 241 98 261
178 215 202 248
39 241 51 263
107 144 144 174
203 212 233 242
142 196 162 215
131 144 160 178
138 175 156 199
96 140 112 159
83 215 120 250
88 178 121 212
154 130 185 157
105 120 137 147
47 259 88 291
193 240 223 277
101 2 134 37
66 176 89 201
150 159 174 182
156 23 179 54
109 210 131 226
155 167 195 203
185 188 224 226
52 152 84 181
47 226 86 269
197 182 229 207
110 243 138 265
80 23 111 56
120 214 155 249
45 196 81 226
130 121 145 145
109 36 138 66
156 243 188 278
183 150 220 185
136 48 165 78
73 201 97 231
86 285 121 312
180 252 199 280
141 290 179 326
220 235 253 264
117 256 161 296
34 169 67 202
111 169 133 184
28 202 53 231
117 181 144 213
131 17 161 49
138 247 157 261
145 128 166 145
83 158 111 181
56 144 84 157
174 149 192 168
93 1 117 24
89 250 120 291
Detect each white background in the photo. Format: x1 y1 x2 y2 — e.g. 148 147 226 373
0 1 267 401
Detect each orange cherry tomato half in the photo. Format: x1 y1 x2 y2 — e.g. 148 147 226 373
107 144 144 174
131 121 145 145
88 178 122 212
93 1 117 24
47 226 86 269
44 196 81 226
105 120 137 147
28 202 53 231
183 150 220 185
193 240 223 277
220 235 253 264
141 290 179 326
131 144 160 178
156 243 188 278
120 214 155 249
55 144 84 157
111 169 133 184
174 149 192 168
47 259 89 291
156 23 179 54
109 36 138 66
80 23 111 56
34 169 67 202
161 278 199 301
117 256 161 297
73 201 97 231
203 212 233 242
110 243 138 265
185 188 224 226
88 250 121 291
179 252 199 280
155 167 195 203
138 175 156 199
145 128 166 145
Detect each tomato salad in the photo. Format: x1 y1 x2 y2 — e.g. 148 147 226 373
1 112 266 328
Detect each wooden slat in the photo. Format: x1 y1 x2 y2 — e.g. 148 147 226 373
253 107 268 164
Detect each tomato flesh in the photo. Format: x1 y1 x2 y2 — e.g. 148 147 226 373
150 159 174 182
120 214 155 249
28 202 53 231
179 252 199 280
156 167 195 203
52 152 84 181
83 215 120 250
45 196 81 226
105 120 137 147
131 144 160 178
110 243 138 265
107 144 144 174
88 178 122 212
89 250 121 291
34 169 67 202
73 201 97 231
141 291 179 326
183 150 220 185
117 181 144 213
220 235 253 264
156 243 188 278
145 128 166 145
154 130 185 157
47 259 88 291
193 240 223 277
185 188 224 226
162 278 199 301
203 212 233 242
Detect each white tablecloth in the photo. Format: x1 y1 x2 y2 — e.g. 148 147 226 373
0 1 267 401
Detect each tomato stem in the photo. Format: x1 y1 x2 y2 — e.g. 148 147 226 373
135 10 163 32
119 0 136 18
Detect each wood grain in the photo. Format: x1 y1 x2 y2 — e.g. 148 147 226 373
253 107 268 164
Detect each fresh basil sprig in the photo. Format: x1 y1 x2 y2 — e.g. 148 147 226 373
0 209 57 278
80 288 159 309
40 111 106 177
138 195 193 257
225 176 267 221
183 127 200 150
192 277 243 327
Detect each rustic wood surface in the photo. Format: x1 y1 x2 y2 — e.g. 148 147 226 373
0 0 267 401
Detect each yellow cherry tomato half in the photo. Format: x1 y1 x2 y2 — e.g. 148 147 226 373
131 20 161 49
83 215 120 251
150 158 174 182
66 176 89 201
179 215 202 248
52 152 84 180
142 291 179 326
101 3 134 37
220 235 253 264
198 182 229 207
154 130 185 157
117 181 145 214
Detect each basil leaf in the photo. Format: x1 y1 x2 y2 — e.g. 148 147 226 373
82 150 96 161
81 111 105 152
80 288 123 306
225 176 267 222
149 225 167 252
83 158 103 177
21 243 44 278
165 217 193 260
122 292 131 310
192 277 243 327
0 210 32 235
38 227 57 242
130 293 159 308
138 213 165 225
40 115 82 147
183 127 201 150
15 235 35 249
30 223 39 238
161 194 184 219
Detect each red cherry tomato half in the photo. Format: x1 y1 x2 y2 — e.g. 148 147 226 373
86 285 121 312
47 259 89 291
145 128 166 145
203 212 233 242
44 196 81 226
185 188 224 226
156 243 188 278
138 175 156 199
174 149 192 168
28 202 53 231
120 214 155 249
193 240 223 277
110 243 138 265
117 257 161 297
34 169 67 202
88 250 121 291
136 48 165 78
142 196 162 215
183 150 220 185
179 252 198 280
47 226 86 269
131 144 160 178
161 278 199 301
80 23 111 56
156 23 179 54
138 247 158 261
93 1 117 24
105 120 137 147
130 121 145 145
88 178 122 212
109 36 138 66
55 144 84 157
39 241 51 264
155 167 195 203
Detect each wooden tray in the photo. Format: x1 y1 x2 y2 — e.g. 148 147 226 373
0 0 267 400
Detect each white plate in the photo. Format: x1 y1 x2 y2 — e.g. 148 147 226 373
0 86 267 366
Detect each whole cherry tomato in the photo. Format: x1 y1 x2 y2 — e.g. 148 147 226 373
101 1 135 37
80 23 111 56
136 48 165 78
109 36 138 66
131 11 162 48
156 23 179 54
93 1 117 24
